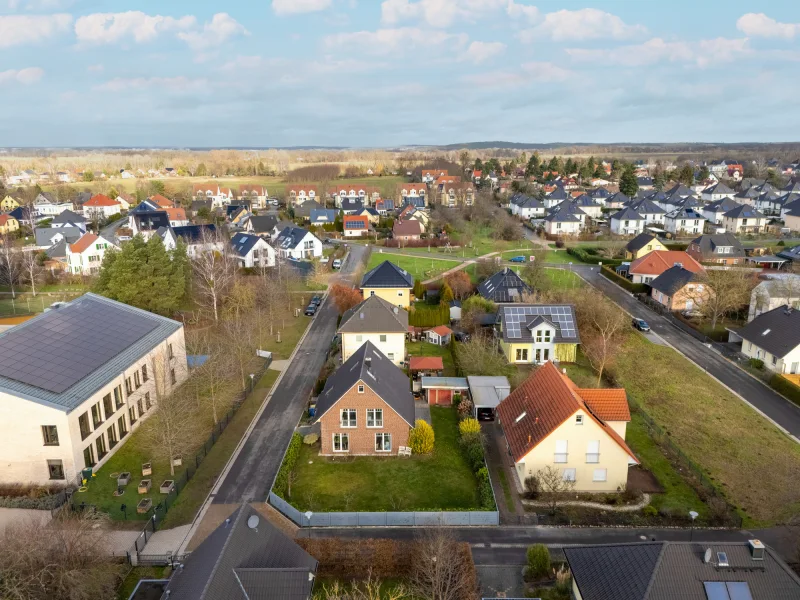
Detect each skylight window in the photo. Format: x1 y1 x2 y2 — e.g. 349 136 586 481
515 411 526 423
762 329 771 336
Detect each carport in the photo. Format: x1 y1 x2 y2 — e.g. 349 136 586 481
467 376 511 421
420 376 469 406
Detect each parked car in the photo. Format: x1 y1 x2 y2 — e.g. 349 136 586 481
332 258 342 269
269 198 279 206
632 318 650 332
454 331 470 342
476 407 495 421
508 255 525 263
310 295 322 306
304 302 318 316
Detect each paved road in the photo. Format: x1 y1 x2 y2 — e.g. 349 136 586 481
567 264 800 440
211 245 368 503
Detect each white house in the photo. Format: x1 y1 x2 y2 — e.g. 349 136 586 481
0 294 188 485
193 184 234 209
274 226 322 260
338 296 408 366
701 198 741 226
610 207 646 236
570 195 603 220
173 225 224 259
722 205 768 234
543 204 583 236
34 193 74 217
82 194 121 221
230 232 276 269
664 207 705 236
748 276 800 322
66 233 118 275
238 185 269 210
51 209 87 232
514 196 546 219
732 305 800 374
701 182 736 202
286 185 318 205
628 199 666 226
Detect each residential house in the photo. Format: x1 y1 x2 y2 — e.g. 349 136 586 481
426 325 452 346
165 207 189 227
8 206 37 228
129 211 171 240
161 503 318 600
570 194 603 220
732 305 800 373
543 204 583 236
754 191 782 216
51 209 87 232
649 265 707 312
274 226 322 260
422 168 447 183
392 219 423 241
440 181 475 207
148 194 174 209
722 205 767 234
628 250 703 284
189 199 213 218
701 182 736 201
375 198 395 214
173 224 223 259
34 192 73 217
511 194 546 219
748 275 800 322
609 207 646 236
360 260 415 308
340 198 365 215
294 199 324 221
338 295 408 366
664 207 705 236
34 226 82 249
628 198 666 226
359 207 381 225
588 187 612 205
399 183 428 206
701 198 741 226
604 192 630 210
624 233 667 260
0 195 20 211
56 171 72 183
315 341 414 456
286 184 318 205
0 214 19 235
227 206 250 229
734 185 761 206
496 362 637 490
329 184 379 207
230 232 276 269
192 184 234 208
782 202 800 232
309 208 338 227
245 214 278 237
496 303 580 364
238 184 268 209
687 233 745 265
543 186 569 209
343 214 369 238
66 233 117 275
478 268 532 303
636 177 654 190
82 194 121 221
0 293 187 485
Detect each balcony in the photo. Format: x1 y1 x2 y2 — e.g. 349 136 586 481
586 453 600 463
554 453 568 463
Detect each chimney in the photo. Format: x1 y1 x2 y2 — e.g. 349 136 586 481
393 307 399 314
748 539 765 560
528 434 531 444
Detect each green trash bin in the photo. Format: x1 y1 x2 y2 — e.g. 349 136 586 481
81 467 93 482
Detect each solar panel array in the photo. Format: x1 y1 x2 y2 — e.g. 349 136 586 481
502 305 577 340
0 298 160 394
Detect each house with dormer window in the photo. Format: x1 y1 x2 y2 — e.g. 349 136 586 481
496 304 580 364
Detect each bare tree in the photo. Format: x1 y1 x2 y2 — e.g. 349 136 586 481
223 311 258 391
20 249 43 297
685 269 753 329
454 334 509 377
191 228 237 321
410 529 474 600
576 290 628 385
0 235 23 298
190 330 234 424
533 465 577 515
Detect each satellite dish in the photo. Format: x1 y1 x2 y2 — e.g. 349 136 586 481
247 515 260 530
704 548 712 564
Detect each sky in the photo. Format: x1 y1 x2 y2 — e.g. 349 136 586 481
1 0 799 147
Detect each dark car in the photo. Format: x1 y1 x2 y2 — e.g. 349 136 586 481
476 407 495 421
632 318 650 332
304 302 318 316
310 295 322 306
509 255 526 263
454 331 471 342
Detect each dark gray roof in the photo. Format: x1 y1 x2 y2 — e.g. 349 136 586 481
51 209 86 224
518 195 544 209
132 211 170 231
315 341 414 426
294 200 323 217
74 192 92 205
163 504 317 600
498 304 579 344
612 207 645 222
606 192 631 204
650 265 698 295
35 226 82 247
248 215 278 233
339 295 408 334
173 224 217 243
544 204 582 223
589 187 611 198
230 232 266 258
309 208 337 224
340 198 364 213
735 187 761 200
734 305 800 357
566 541 800 600
705 198 741 213
704 182 734 195
0 293 182 412
477 268 532 303
689 233 745 259
361 260 414 289
782 181 800 194
45 239 67 259
546 186 568 201
190 199 213 213
275 226 315 250
665 183 694 198
626 233 659 252
667 206 704 220
572 194 598 207
629 199 665 214
723 204 765 219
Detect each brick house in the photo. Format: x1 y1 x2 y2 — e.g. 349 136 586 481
315 341 414 456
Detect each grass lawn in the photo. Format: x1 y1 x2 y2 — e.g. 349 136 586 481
366 253 462 281
407 340 456 376
116 566 167 600
496 469 516 513
562 350 604 388
258 314 311 360
544 250 574 264
543 268 583 290
612 333 800 526
286 407 480 511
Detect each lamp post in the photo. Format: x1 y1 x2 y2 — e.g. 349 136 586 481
689 510 699 541
249 373 255 393
304 511 313 539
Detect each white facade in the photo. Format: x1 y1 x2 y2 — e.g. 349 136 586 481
723 215 767 234
610 216 645 236
341 332 405 366
741 338 800 374
83 202 121 221
277 231 323 260
235 237 276 268
665 213 704 235
34 196 75 217
66 235 118 275
544 219 582 236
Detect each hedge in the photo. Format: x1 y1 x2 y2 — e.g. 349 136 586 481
665 242 688 251
409 304 450 327
0 493 64 510
769 374 800 408
567 246 624 267
273 432 303 498
600 266 648 294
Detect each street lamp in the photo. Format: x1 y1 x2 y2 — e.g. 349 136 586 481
304 511 313 538
249 373 255 393
689 510 699 541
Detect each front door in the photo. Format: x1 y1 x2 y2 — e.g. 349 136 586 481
792 362 799 374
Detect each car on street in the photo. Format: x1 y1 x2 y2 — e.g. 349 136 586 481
632 318 650 332
304 302 318 316
509 255 525 263
332 258 342 269
310 295 322 306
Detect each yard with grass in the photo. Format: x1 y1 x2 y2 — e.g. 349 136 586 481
258 314 311 360
544 250 575 264
366 253 462 281
284 407 481 511
611 333 800 526
407 340 456 376
543 268 583 290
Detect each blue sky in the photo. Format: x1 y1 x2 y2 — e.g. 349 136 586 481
1 1 798 147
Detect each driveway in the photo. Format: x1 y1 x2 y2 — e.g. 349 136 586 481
568 264 800 440
211 245 368 504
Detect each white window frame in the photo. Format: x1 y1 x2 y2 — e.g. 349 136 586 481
375 432 392 452
587 440 600 463
554 440 568 463
340 408 357 427
333 433 349 452
562 468 576 482
357 384 365 394
593 468 607 482
367 408 383 428
379 334 387 343
575 414 584 425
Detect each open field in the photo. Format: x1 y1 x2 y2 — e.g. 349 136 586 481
366 253 462 281
285 407 481 511
407 340 456 376
543 268 583 290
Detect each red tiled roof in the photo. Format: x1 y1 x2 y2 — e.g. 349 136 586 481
423 169 447 177
239 185 267 194
193 183 217 192
150 194 173 207
166 207 187 221
69 233 98 254
576 389 631 422
0 215 13 226
343 215 369 229
287 185 318 193
393 220 423 236
409 356 444 371
629 251 704 276
430 325 452 336
84 194 118 207
401 183 427 192
496 362 638 464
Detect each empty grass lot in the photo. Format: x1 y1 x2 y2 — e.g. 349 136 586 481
612 333 800 526
407 341 456 376
366 253 462 282
543 268 583 290
286 407 480 512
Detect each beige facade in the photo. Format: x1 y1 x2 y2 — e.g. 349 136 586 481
341 332 405 366
361 287 412 309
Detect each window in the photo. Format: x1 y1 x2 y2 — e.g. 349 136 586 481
554 440 568 463
356 335 363 342
515 348 528 362
168 343 174 359
544 330 551 343
42 425 59 446
575 415 584 425
586 440 600 463
562 468 576 482
129 405 137 425
137 399 144 416
103 393 113 420
375 432 392 452
543 348 550 361
107 424 118 449
397 291 403 297
340 408 357 427
387 352 395 361
170 368 176 384
536 330 542 342
370 290 375 297
772 356 777 366
145 392 151 410
118 415 128 438
91 402 103 428
83 445 95 468
95 435 107 460
593 468 607 482
134 371 141 389
367 409 383 427
48 459 65 480
357 385 365 394
379 334 387 342
126 377 133 395
79 413 91 440
333 433 349 452
113 386 123 409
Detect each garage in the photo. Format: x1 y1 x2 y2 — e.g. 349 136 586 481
420 376 469 406
467 375 511 421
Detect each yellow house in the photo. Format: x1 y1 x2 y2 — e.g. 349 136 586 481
0 214 19 234
360 260 415 309
497 304 579 365
624 233 667 260
497 361 638 492
0 196 20 212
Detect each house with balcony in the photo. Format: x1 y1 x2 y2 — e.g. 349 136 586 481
496 361 638 491
230 232 276 269
701 198 741 226
628 198 666 226
338 295 408 366
238 185 268 209
287 185 318 205
34 192 74 217
609 207 646 236
399 183 427 207
0 293 187 485
664 206 705 236
82 194 121 221
543 203 583 236
701 182 736 202
496 303 580 364
687 233 745 265
273 226 322 260
722 205 767 234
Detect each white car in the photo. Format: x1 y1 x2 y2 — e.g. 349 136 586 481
332 258 342 269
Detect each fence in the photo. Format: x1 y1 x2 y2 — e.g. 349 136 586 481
269 492 499 527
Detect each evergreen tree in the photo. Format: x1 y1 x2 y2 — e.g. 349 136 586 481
619 165 639 197
698 166 710 181
653 167 666 191
678 164 694 186
413 278 426 299
440 283 454 305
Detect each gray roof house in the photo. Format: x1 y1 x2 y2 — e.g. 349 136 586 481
339 295 408 334
162 503 318 600
361 260 415 289
650 265 699 297
731 305 800 369
35 226 82 248
309 208 338 225
688 233 745 262
246 214 279 236
477 268 532 303
51 209 87 228
564 541 800 600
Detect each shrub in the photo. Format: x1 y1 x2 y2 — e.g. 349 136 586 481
457 397 474 419
524 475 540 499
458 418 481 437
408 419 435 454
748 358 764 370
526 544 551 580
620 484 643 503
273 433 303 498
777 240 785 246
476 467 494 510
600 266 648 293
554 239 565 248
642 504 658 518
302 433 319 445
464 440 485 472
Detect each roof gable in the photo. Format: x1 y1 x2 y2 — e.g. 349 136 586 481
629 251 703 276
361 260 414 289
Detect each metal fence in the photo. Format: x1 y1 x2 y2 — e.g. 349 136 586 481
268 492 499 527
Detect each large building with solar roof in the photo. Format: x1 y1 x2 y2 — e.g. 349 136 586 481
0 293 187 484
496 303 580 364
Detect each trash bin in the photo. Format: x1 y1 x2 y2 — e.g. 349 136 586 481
81 467 93 481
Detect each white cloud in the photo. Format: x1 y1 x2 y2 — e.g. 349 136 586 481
272 0 332 16
0 14 71 48
736 13 799 39
0 67 44 84
220 55 264 70
506 0 538 22
178 13 248 50
566 37 750 68
381 0 508 28
463 41 506 63
520 60 571 82
93 76 207 92
74 11 196 44
87 64 104 72
324 27 467 53
521 8 646 43
463 60 572 88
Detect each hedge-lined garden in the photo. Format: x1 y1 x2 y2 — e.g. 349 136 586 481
600 266 649 293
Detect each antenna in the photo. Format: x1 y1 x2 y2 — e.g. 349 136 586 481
704 548 712 564
247 515 260 530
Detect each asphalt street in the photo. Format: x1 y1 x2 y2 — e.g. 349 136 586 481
211 245 368 504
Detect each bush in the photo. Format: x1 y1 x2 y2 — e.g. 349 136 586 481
777 240 785 246
526 544 551 580
302 433 319 445
476 467 494 510
642 504 658 517
408 419 435 454
457 397 474 419
273 433 303 498
463 440 485 472
554 239 565 248
458 418 481 437
600 266 648 293
408 304 450 327
748 358 764 370
524 476 540 500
